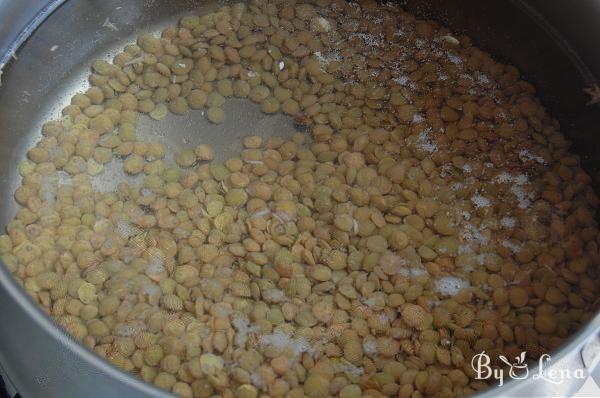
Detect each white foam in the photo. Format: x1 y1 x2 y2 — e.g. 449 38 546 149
501 240 521 253
141 283 161 297
360 295 380 309
350 33 382 48
363 339 378 355
314 49 341 67
116 220 141 239
500 217 516 228
258 330 313 358
471 195 491 209
510 185 532 209
232 316 257 347
381 250 426 277
412 114 424 123
477 73 490 84
262 288 287 303
250 372 264 388
448 53 462 64
417 128 437 153
435 276 470 296
495 171 512 183
393 75 409 85
492 172 533 209
514 174 529 185
397 266 427 277
40 175 57 204
334 360 364 377
461 223 489 245
145 256 165 276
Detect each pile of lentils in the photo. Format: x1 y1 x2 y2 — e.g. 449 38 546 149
2 0 599 397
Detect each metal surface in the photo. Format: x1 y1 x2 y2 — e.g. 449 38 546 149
0 0 63 67
0 0 599 397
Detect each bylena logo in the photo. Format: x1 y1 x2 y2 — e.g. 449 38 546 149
498 351 528 381
471 351 587 387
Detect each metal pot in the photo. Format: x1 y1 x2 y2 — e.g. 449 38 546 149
0 1 599 397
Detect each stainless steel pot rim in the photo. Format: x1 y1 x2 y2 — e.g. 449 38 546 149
0 1 599 397
0 1 180 395
0 264 172 397
512 0 597 86
0 0 63 67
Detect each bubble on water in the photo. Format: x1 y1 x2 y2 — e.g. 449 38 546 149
363 339 378 355
471 195 491 209
435 276 470 296
258 330 314 358
500 217 516 228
